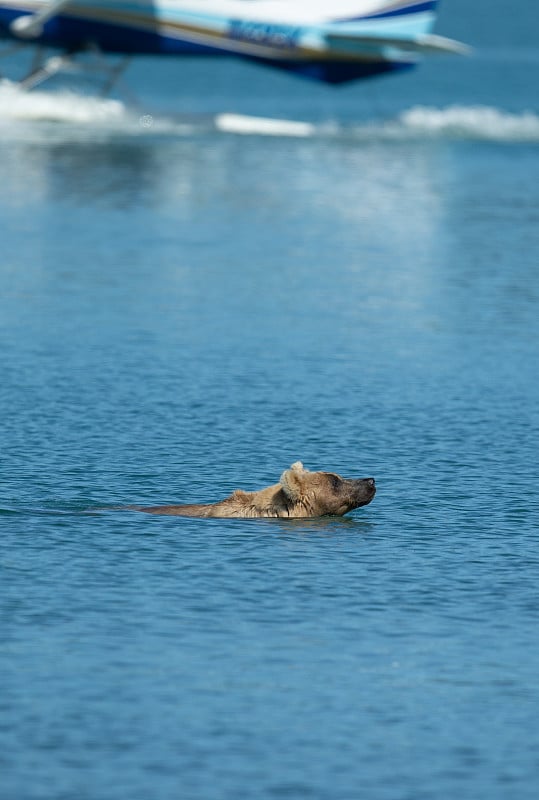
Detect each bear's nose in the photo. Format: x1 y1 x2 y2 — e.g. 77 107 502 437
367 478 375 488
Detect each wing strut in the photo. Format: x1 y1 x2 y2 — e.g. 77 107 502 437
18 49 75 89
10 0 73 39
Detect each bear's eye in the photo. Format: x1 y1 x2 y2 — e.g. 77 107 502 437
330 475 342 491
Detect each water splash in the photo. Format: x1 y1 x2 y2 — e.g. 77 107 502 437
214 107 539 143
1 81 538 143
215 113 316 138
0 80 126 125
0 81 194 138
392 105 539 142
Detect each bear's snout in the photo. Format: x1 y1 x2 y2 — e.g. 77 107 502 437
354 477 375 491
349 477 376 508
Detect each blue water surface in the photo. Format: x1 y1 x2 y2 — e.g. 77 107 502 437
1 1 539 798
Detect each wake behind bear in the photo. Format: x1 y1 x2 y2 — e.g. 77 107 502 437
128 462 375 519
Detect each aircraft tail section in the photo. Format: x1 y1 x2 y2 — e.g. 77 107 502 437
318 0 469 81
324 30 470 57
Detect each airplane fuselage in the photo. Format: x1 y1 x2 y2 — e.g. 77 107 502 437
0 1 465 85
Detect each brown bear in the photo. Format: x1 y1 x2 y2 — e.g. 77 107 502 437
130 462 375 518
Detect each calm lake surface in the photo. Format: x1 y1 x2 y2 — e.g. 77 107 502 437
1 1 539 798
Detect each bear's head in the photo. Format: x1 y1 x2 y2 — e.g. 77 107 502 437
280 461 375 517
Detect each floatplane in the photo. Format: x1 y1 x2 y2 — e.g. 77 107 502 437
0 1 468 92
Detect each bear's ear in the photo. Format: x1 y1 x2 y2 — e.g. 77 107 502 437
280 461 308 501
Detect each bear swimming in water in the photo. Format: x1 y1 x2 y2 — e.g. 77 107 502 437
131 462 375 519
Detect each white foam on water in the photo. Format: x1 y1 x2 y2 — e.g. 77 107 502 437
215 112 316 138
0 81 197 139
1 83 537 145
214 107 539 143
385 105 539 142
0 80 127 125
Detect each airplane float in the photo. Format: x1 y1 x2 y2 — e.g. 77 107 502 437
0 1 468 92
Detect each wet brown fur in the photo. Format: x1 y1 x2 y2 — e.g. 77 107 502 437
130 462 375 519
